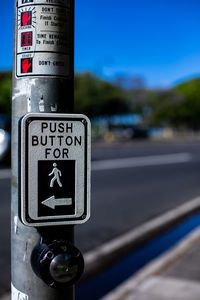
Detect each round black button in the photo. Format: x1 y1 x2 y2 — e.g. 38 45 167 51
31 241 84 288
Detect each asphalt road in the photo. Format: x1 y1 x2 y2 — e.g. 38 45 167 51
76 139 200 251
1 139 200 295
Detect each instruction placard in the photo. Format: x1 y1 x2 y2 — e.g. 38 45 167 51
20 113 91 227
16 0 71 77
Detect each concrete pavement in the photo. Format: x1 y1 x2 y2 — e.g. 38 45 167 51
103 226 200 300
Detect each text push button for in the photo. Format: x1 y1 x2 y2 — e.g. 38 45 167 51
19 113 91 226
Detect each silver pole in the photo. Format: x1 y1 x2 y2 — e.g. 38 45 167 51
11 0 74 298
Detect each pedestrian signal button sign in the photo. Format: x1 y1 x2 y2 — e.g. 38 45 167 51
20 113 91 227
16 1 70 78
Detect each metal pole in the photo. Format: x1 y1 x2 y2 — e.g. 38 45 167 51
12 0 75 298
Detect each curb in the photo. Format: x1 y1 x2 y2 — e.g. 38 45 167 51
102 226 200 300
2 197 200 299
83 196 200 280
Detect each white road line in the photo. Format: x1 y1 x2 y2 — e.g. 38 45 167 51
0 169 11 179
0 153 193 179
92 153 192 171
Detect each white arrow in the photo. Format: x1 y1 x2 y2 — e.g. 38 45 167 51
42 196 72 209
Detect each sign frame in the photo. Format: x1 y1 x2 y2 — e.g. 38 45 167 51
19 113 91 227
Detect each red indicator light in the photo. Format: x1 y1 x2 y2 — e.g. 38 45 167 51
21 32 32 47
21 58 32 74
21 12 32 26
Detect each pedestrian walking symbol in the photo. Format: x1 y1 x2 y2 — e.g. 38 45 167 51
49 163 63 188
38 160 75 217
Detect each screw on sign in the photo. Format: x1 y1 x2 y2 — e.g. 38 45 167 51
21 11 32 26
21 58 32 73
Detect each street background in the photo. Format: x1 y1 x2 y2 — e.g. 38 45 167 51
1 0 200 299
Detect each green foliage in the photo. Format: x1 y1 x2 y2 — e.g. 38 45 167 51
175 78 200 130
74 72 129 117
149 90 183 127
0 71 130 118
74 72 102 117
149 78 200 130
0 72 12 115
1 70 200 131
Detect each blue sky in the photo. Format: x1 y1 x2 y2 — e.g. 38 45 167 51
1 0 200 88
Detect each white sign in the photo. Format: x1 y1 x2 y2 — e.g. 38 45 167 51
16 53 69 77
16 0 71 77
20 113 91 226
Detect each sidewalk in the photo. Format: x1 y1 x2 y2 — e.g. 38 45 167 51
102 226 200 300
2 227 200 300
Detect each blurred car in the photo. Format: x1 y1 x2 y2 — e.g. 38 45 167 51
131 126 149 139
107 125 149 141
0 114 11 164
